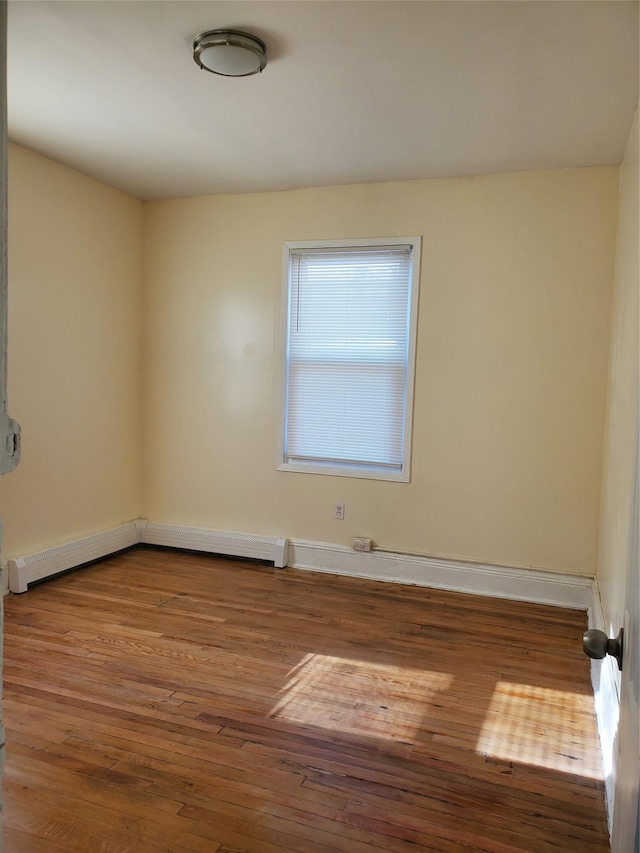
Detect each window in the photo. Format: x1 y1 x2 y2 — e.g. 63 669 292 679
278 236 421 481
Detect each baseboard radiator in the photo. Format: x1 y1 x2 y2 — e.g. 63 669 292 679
8 521 144 593
140 522 289 569
8 520 289 593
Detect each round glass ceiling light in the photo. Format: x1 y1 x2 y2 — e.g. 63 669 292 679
193 30 267 77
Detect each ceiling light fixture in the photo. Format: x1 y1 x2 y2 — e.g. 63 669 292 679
193 29 267 77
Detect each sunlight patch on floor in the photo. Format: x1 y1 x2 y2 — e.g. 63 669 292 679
268 653 453 740
475 681 603 779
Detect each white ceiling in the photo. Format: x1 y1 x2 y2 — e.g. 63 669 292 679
8 1 639 201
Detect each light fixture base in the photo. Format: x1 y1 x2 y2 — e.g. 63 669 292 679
193 29 267 77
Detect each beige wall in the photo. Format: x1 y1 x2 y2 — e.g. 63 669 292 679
3 151 619 577
3 145 143 559
597 108 639 635
143 166 618 575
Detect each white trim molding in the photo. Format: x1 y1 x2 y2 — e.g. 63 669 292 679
288 539 593 609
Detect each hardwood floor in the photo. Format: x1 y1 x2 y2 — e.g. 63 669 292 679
2 547 609 852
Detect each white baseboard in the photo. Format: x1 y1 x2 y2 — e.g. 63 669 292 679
6 522 592 608
589 578 620 835
5 521 593 613
288 539 594 609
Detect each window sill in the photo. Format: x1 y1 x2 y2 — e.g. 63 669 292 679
277 460 409 483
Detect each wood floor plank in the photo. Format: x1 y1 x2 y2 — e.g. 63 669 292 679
3 547 609 851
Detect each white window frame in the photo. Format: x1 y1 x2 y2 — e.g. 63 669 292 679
277 236 421 482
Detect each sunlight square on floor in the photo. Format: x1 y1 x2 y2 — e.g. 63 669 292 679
475 681 603 778
268 652 453 741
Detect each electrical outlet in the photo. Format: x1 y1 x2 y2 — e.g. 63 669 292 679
334 502 345 520
353 537 372 552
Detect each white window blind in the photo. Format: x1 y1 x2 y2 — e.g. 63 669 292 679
283 241 417 477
